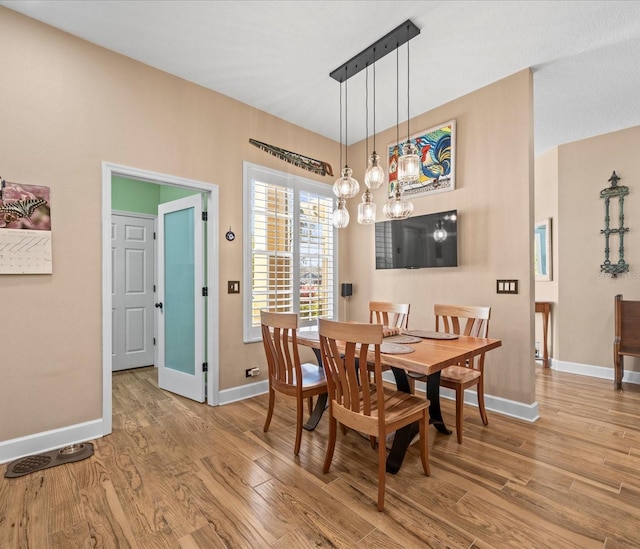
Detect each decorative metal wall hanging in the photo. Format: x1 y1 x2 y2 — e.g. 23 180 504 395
249 139 333 177
600 171 629 277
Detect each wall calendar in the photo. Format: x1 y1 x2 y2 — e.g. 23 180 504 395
0 179 52 274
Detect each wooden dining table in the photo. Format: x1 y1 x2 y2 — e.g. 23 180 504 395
296 328 502 474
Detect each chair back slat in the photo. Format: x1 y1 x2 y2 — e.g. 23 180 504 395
369 301 410 329
261 310 301 387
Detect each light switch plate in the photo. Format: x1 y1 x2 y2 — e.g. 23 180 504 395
496 279 518 294
228 280 240 294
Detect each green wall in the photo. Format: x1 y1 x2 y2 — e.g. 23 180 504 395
112 176 199 214
160 185 198 203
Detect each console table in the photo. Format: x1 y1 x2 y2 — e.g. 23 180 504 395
535 301 552 368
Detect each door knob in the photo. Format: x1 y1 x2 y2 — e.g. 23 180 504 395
155 302 163 310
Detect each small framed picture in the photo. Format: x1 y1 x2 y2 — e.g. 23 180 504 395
534 218 552 281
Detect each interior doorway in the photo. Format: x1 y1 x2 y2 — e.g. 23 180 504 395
101 162 219 437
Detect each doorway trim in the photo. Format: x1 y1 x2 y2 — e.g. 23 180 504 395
102 162 219 436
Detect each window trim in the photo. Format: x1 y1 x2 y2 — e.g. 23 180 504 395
242 161 338 343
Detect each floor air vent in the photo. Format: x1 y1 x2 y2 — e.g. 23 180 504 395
4 443 94 478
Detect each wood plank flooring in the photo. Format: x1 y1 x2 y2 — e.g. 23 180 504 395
1 366 639 548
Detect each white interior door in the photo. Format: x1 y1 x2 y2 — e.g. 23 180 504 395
112 214 155 372
157 194 205 402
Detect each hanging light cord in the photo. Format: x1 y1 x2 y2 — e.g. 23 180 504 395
345 72 349 168
365 63 369 160
372 53 376 153
406 25 411 144
396 43 399 150
338 76 343 171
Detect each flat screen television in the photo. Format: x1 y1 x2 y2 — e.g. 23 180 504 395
375 210 458 269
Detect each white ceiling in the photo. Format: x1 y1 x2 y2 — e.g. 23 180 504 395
3 0 640 156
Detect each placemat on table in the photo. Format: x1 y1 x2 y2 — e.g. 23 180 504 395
403 330 459 340
298 330 319 340
384 334 423 344
380 342 415 354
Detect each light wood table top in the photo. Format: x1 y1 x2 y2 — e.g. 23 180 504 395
296 329 502 377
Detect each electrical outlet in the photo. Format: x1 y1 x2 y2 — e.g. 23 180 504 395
245 367 260 377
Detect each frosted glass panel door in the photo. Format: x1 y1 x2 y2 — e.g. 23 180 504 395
157 194 205 402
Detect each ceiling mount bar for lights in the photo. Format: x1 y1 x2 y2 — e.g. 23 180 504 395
329 20 420 83
330 19 420 228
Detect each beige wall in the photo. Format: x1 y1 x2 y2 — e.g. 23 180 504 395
0 8 537 446
534 148 559 357
0 8 337 441
342 70 536 405
557 124 640 372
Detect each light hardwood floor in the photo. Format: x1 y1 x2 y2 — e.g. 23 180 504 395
1 366 639 548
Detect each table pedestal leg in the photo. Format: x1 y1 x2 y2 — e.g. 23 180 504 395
426 370 452 435
386 422 420 474
386 368 451 474
303 393 328 431
303 348 328 431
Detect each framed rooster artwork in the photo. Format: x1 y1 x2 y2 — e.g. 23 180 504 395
387 119 456 198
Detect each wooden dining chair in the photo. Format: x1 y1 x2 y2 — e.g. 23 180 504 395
368 301 410 332
614 294 640 390
408 304 491 443
260 310 327 456
318 318 430 511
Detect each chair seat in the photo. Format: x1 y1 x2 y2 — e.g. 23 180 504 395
440 365 481 385
273 362 326 396
334 385 430 436
377 387 430 425
299 362 326 389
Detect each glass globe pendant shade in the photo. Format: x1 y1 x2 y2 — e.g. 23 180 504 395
333 166 360 199
383 186 414 220
332 198 350 228
364 152 385 190
397 141 420 184
357 190 376 225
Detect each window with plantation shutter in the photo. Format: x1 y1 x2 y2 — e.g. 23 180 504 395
243 162 337 342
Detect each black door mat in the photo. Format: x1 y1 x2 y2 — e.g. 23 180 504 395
4 443 94 478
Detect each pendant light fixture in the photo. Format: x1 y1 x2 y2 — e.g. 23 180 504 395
397 26 420 185
358 63 377 225
332 197 350 229
332 70 359 202
329 20 420 228
363 54 384 191
332 71 359 228
384 41 413 220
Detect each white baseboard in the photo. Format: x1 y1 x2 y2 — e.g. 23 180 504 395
551 358 640 384
382 371 540 423
221 375 540 424
218 379 269 405
215 360 640 417
0 419 104 465
439 386 540 422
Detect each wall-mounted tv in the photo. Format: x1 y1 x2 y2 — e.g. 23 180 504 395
375 210 458 269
